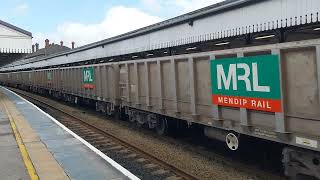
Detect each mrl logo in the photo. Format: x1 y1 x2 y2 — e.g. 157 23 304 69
211 55 282 112
83 67 95 89
83 71 93 82
217 63 270 92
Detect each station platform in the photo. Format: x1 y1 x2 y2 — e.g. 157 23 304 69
0 86 138 180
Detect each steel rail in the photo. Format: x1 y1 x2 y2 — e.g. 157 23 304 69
13 88 200 180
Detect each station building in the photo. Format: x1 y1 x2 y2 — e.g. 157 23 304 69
0 20 32 66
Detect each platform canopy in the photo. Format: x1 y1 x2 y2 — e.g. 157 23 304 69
0 20 32 66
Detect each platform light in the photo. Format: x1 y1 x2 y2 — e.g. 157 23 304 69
99 60 104 63
186 47 197 51
314 27 320 31
146 53 154 57
108 59 114 62
132 55 138 59
215 42 230 46
255 34 275 40
163 51 168 54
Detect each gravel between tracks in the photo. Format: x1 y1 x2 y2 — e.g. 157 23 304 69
16 89 285 180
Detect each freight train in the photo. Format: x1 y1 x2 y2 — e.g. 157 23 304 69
1 39 320 180
1 0 320 179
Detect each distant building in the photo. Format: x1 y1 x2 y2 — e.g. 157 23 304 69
27 39 70 59
1 39 72 69
0 20 32 66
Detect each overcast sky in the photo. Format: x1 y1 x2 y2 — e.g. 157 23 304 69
1 0 224 48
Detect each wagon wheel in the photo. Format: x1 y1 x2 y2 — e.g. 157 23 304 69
156 118 168 136
226 132 239 151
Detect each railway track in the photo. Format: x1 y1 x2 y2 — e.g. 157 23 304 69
9 87 287 180
13 89 199 180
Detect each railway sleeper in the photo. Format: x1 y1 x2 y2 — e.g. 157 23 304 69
89 139 110 145
78 133 99 138
85 136 106 141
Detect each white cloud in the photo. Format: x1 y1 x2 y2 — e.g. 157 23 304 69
140 0 224 15
33 1 225 48
140 0 162 12
171 0 224 13
33 6 162 48
13 3 28 15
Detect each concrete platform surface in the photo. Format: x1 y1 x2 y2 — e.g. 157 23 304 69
0 110 29 180
0 87 138 180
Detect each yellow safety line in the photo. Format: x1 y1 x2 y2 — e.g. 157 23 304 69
1 100 39 180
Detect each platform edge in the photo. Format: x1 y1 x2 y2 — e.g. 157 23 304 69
1 87 140 180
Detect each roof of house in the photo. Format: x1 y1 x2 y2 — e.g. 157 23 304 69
25 44 70 59
6 44 70 67
0 19 32 37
